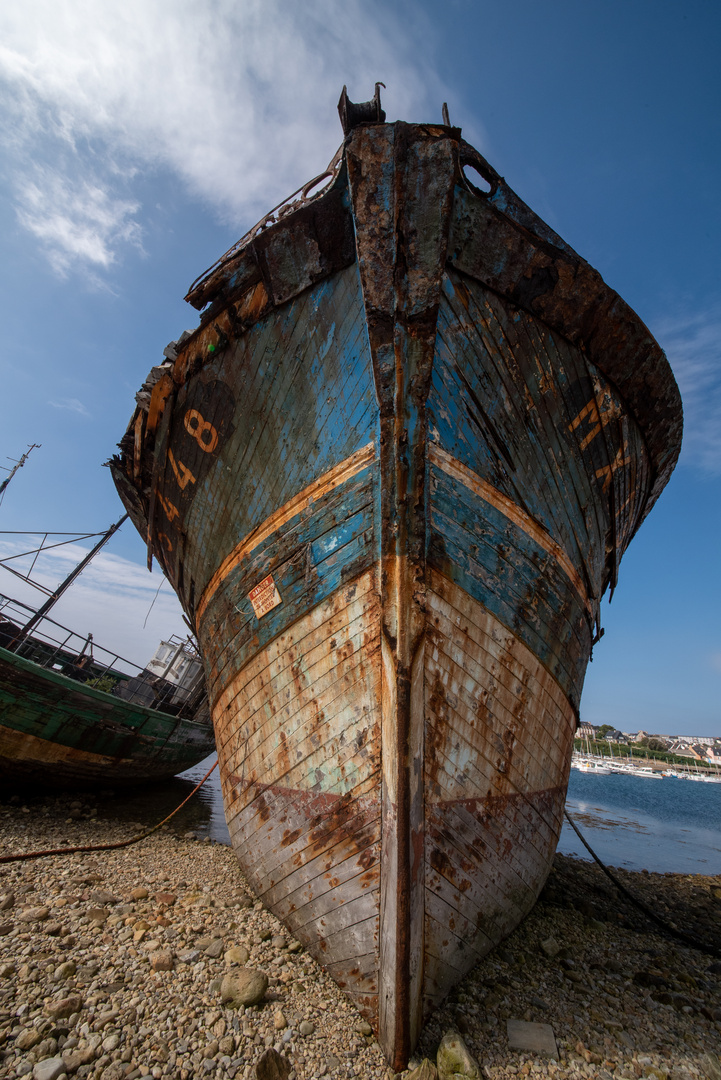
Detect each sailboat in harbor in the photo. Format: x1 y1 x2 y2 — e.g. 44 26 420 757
110 88 682 1068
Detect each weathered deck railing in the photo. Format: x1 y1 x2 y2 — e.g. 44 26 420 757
0 593 207 721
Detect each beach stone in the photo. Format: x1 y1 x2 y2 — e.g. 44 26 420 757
35 1037 59 1059
87 907 109 923
130 887 149 900
100 1064 126 1080
205 938 225 958
299 1020 315 1036
63 1045 97 1070
355 1021 373 1036
0 891 14 910
46 993 83 1019
506 1019 558 1058
273 1010 287 1030
54 960 76 981
220 968 268 1007
16 1028 43 1050
21 905 50 922
89 890 118 906
178 949 200 963
540 937 560 958
407 1061 438 1080
225 945 250 966
32 1057 66 1080
700 1054 721 1080
0 920 12 934
437 1031 480 1080
150 950 174 971
156 891 176 906
255 1047 291 1080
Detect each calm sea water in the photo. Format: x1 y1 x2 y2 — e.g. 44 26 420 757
559 769 721 874
154 756 721 877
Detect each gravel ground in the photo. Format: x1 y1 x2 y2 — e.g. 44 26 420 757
0 793 719 1080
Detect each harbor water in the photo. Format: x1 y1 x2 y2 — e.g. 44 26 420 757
165 755 721 877
559 767 721 874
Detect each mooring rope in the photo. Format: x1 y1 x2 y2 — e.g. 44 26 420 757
564 809 721 959
0 757 218 865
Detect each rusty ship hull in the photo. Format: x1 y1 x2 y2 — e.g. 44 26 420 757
112 114 681 1067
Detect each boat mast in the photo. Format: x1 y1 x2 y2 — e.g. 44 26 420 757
12 514 128 645
0 444 41 501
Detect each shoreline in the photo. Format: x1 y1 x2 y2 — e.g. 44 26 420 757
1 794 720 1080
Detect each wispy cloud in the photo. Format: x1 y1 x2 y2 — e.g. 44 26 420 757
17 168 142 275
48 397 90 416
0 0 454 277
654 305 721 474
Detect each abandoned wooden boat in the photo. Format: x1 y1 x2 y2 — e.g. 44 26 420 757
111 88 682 1067
0 522 214 786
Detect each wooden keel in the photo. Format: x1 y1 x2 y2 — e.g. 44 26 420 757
346 122 456 1065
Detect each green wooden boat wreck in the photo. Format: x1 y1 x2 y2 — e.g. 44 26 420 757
0 519 215 787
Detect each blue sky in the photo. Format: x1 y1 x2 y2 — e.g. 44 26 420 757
0 0 718 735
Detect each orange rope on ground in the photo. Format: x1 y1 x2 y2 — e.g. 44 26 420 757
0 757 218 864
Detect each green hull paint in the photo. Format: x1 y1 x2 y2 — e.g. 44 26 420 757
0 645 215 787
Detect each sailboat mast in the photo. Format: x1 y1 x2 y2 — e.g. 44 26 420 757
0 444 41 500
14 514 128 644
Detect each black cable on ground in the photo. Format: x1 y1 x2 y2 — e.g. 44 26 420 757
564 809 721 960
0 757 218 865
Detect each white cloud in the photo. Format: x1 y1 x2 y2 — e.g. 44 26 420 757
654 305 721 474
17 168 142 275
0 0 455 276
48 397 91 416
0 535 187 669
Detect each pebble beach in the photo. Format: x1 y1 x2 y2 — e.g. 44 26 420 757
1 793 720 1080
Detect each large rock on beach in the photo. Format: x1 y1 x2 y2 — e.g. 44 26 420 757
32 1058 66 1080
437 1031 481 1080
220 967 268 1007
150 949 174 971
225 944 250 966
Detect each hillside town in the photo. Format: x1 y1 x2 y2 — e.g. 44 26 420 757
576 723 721 764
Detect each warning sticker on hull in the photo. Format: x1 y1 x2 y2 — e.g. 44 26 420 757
248 574 282 619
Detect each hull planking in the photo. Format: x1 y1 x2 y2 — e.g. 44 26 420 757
112 113 681 1068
